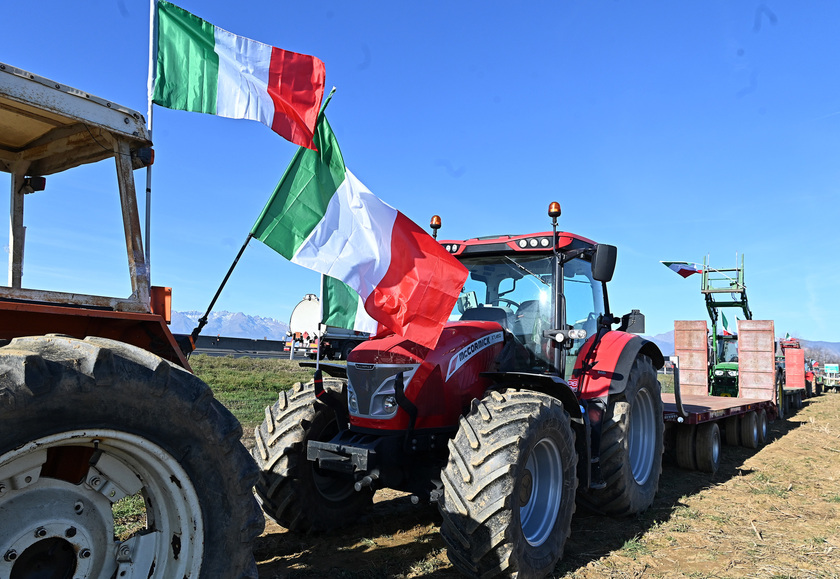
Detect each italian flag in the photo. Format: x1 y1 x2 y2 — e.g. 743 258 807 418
721 312 733 336
661 261 703 278
151 0 325 150
251 114 468 350
322 276 378 334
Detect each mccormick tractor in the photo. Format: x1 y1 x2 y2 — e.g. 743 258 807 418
252 204 666 577
0 64 261 577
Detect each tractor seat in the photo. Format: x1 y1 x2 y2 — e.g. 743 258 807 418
460 306 511 330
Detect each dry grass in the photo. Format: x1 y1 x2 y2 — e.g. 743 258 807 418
250 392 840 578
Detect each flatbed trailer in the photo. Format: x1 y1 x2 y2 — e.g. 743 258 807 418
664 320 780 474
779 344 807 413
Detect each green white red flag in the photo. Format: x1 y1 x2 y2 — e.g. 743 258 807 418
151 0 325 149
721 312 733 336
661 261 703 278
322 276 378 334
251 114 468 349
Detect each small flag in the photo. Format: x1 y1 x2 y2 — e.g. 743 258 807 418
722 312 733 336
322 276 378 334
661 261 703 278
152 0 325 149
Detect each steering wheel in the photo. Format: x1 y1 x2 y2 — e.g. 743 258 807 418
498 297 520 310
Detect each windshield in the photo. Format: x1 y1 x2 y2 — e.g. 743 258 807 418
451 253 605 375
718 337 739 363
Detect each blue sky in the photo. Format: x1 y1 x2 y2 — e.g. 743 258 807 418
2 1 839 341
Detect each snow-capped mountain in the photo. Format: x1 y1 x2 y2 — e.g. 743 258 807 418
171 311 289 341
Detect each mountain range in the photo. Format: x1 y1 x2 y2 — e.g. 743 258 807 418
171 311 289 341
171 311 840 360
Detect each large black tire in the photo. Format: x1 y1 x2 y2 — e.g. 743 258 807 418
0 335 263 579
578 354 664 516
438 389 578 578
740 411 759 449
776 370 786 419
695 422 721 474
252 379 373 532
756 409 768 445
675 425 697 471
723 415 740 446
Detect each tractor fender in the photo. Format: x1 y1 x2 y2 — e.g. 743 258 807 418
572 331 664 402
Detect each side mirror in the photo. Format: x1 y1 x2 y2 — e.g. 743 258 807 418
592 244 617 282
457 291 478 314
618 309 645 334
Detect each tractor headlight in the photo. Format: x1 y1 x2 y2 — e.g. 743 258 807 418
568 329 587 340
370 386 399 417
715 370 724 376
728 370 738 377
348 386 359 413
383 395 397 412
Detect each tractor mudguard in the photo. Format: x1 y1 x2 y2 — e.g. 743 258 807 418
572 331 664 402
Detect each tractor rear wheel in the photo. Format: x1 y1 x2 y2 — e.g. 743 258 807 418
578 354 663 516
253 379 373 532
438 389 577 578
0 335 263 579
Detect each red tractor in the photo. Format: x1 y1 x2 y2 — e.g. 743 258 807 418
253 203 665 577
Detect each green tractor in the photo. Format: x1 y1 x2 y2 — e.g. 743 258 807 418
703 255 753 397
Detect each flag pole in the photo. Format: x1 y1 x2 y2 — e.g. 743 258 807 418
145 0 159 285
190 233 253 345
316 273 324 370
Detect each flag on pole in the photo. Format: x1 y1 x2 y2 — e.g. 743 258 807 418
322 276 378 334
251 113 468 349
661 261 703 278
721 312 733 336
151 0 325 149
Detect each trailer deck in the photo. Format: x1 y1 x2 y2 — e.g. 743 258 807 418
662 393 776 424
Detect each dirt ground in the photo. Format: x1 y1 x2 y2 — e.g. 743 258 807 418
250 391 840 578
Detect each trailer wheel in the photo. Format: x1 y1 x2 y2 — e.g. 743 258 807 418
775 370 786 419
578 354 663 515
0 335 263 579
439 389 577 578
756 409 768 445
339 342 356 361
695 423 721 474
740 411 759 449
675 425 697 471
253 379 372 532
723 416 740 446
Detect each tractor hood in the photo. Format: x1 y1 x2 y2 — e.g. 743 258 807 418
346 320 507 430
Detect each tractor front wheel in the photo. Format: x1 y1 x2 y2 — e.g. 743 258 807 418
439 389 578 578
0 335 263 579
253 379 373 532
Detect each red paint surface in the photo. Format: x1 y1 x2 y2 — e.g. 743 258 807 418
573 330 635 400
349 321 504 430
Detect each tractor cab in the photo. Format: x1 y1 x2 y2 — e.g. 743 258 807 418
445 233 607 380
